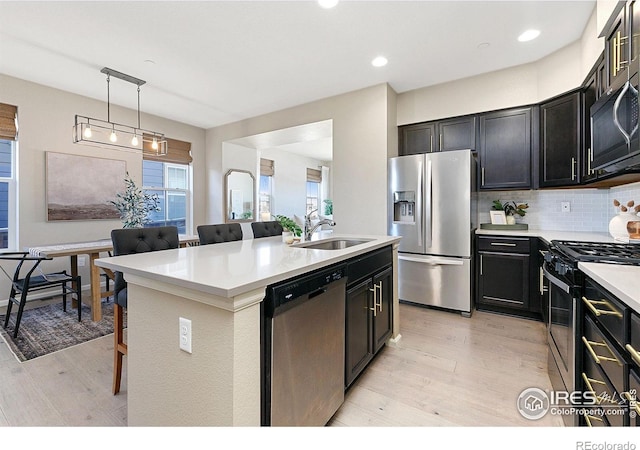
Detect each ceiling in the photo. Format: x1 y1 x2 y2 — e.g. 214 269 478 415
0 1 596 132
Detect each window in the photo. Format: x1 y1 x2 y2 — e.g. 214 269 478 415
306 168 322 217
0 140 16 249
259 158 274 221
0 103 18 250
142 160 190 234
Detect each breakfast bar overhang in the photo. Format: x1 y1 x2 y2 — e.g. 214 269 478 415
95 234 401 426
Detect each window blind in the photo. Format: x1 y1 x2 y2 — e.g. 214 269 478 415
0 103 17 141
306 168 322 183
260 158 274 176
143 136 192 164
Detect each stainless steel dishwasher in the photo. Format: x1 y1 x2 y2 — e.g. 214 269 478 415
261 264 347 426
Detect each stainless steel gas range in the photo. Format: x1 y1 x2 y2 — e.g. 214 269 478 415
543 240 640 426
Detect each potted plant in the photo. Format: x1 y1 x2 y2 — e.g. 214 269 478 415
492 200 529 225
110 172 161 228
323 199 333 216
273 214 302 243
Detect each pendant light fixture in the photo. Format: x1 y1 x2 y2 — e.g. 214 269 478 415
73 67 167 156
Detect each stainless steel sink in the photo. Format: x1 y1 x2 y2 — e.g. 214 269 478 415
293 238 373 250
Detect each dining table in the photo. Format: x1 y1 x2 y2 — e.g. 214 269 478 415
28 235 200 321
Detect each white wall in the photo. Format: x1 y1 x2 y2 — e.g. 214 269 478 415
205 83 395 236
0 73 206 302
397 7 603 126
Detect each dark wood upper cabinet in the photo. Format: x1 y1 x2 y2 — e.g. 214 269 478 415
479 107 532 190
399 122 436 155
604 5 628 93
437 116 477 152
399 115 476 155
540 91 581 187
582 53 606 183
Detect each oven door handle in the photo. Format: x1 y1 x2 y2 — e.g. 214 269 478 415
542 265 571 294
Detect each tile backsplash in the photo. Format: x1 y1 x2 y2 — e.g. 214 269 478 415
478 181 640 232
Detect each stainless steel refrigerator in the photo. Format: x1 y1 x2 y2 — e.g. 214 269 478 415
388 149 477 316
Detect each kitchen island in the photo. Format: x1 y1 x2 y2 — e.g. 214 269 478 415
95 234 401 426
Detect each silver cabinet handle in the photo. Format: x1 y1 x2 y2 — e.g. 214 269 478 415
481 167 485 186
439 134 443 151
571 157 576 181
480 254 483 276
587 148 592 174
490 242 516 247
368 284 377 317
376 281 383 313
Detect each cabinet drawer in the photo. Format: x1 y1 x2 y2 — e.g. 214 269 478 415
582 351 625 426
583 315 627 396
629 313 640 368
477 236 530 253
583 278 629 350
346 246 392 287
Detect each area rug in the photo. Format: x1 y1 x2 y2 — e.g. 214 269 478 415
0 300 124 362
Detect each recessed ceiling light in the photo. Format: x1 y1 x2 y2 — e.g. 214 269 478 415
318 0 338 9
518 29 541 42
371 56 388 67
477 42 490 50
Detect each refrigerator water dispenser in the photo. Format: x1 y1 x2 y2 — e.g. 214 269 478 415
393 191 415 223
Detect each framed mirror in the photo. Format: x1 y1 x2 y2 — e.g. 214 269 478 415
224 169 256 222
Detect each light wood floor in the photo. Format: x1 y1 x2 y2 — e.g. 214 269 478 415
0 302 562 427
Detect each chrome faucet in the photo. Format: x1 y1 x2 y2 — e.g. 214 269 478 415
304 209 335 241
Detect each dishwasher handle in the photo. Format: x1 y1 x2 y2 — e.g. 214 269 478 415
308 287 328 299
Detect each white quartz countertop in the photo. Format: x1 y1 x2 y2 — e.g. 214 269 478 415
475 228 615 244
95 234 400 299
578 262 640 313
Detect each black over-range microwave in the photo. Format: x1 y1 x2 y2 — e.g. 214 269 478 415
590 70 640 173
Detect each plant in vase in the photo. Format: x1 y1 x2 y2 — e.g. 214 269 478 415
323 199 333 216
492 200 529 225
609 199 640 239
273 214 302 243
110 172 160 228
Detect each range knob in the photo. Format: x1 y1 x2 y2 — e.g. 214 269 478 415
555 261 568 276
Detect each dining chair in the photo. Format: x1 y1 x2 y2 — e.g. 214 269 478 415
0 252 82 338
197 223 243 245
251 221 283 238
110 226 179 395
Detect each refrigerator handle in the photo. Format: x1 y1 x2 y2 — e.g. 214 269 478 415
424 158 433 249
416 159 423 248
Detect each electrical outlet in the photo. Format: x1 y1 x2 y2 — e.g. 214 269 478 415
561 201 571 213
179 317 192 353
77 256 86 267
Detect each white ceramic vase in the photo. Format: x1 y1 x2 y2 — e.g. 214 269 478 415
608 212 639 239
282 230 294 244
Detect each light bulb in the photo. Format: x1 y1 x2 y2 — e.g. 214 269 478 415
109 129 117 142
83 125 92 138
131 134 139 146
151 137 158 150
318 0 338 8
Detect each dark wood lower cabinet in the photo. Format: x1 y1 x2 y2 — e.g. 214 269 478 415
345 248 393 388
475 235 541 320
